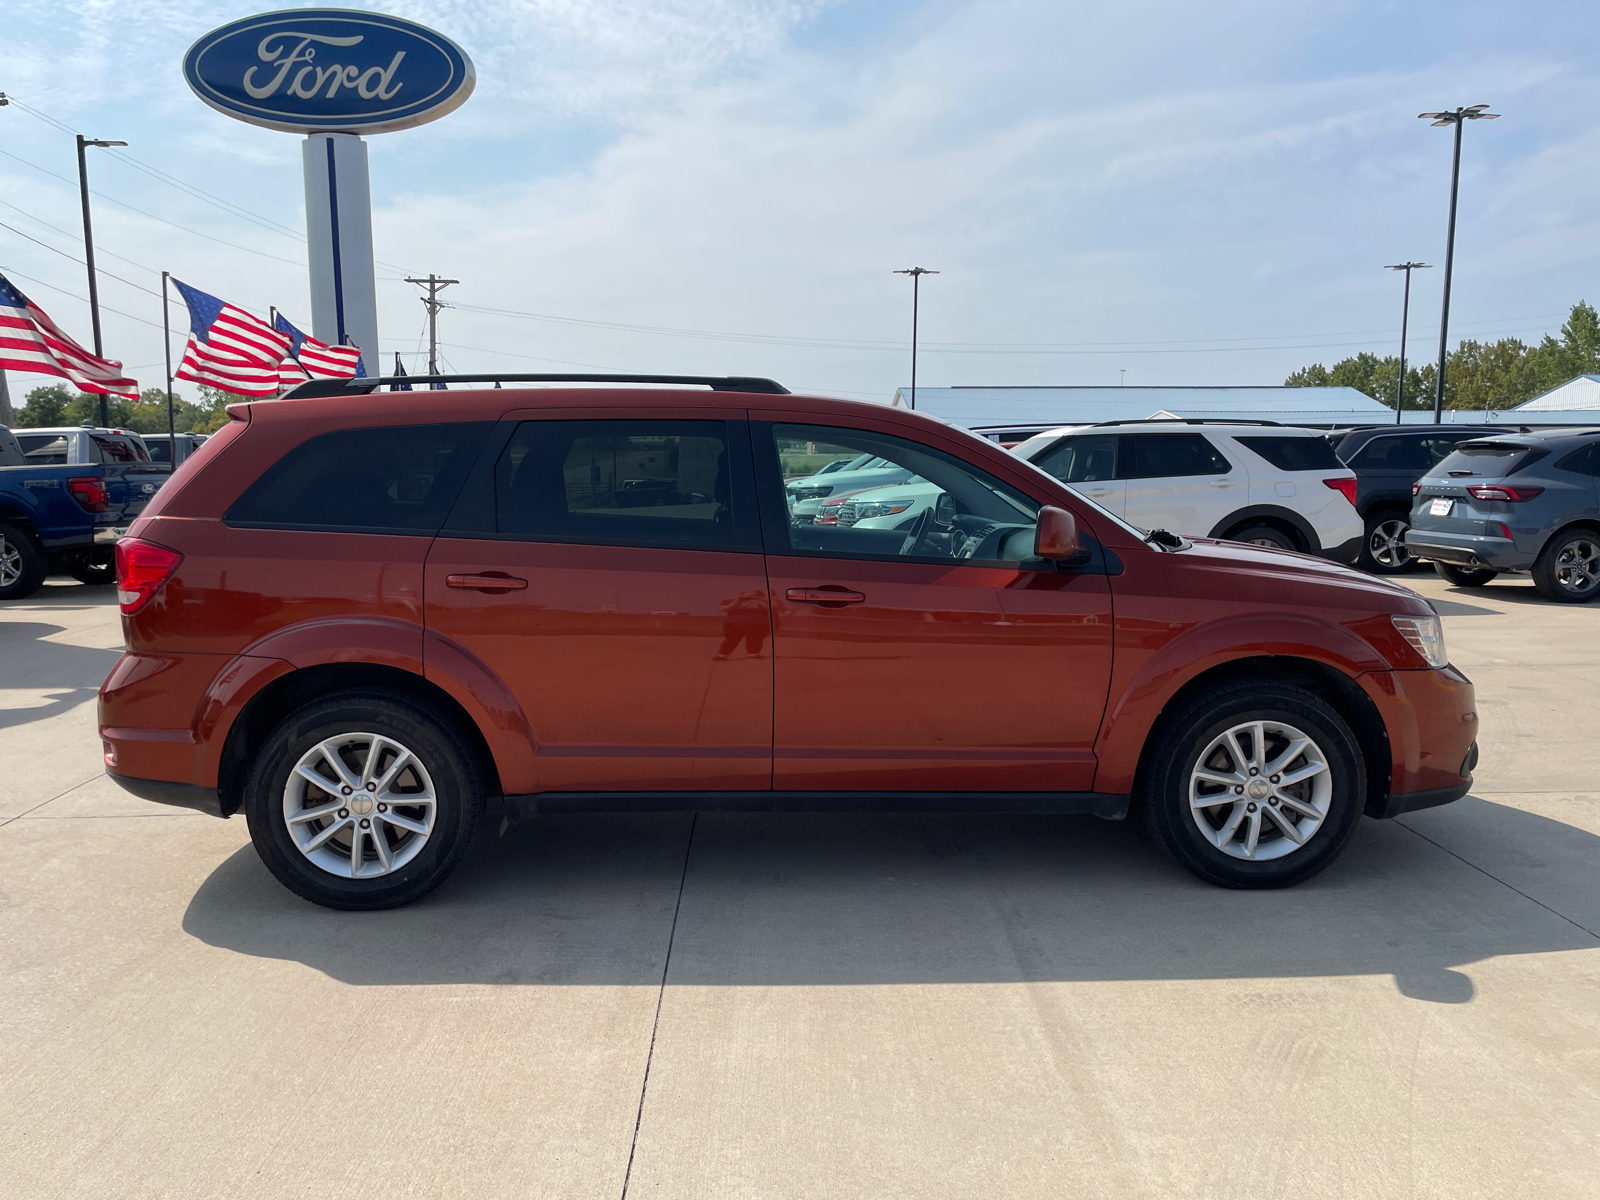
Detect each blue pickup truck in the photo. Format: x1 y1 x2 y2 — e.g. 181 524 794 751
0 424 170 600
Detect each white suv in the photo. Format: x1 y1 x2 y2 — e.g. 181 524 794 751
1012 421 1362 560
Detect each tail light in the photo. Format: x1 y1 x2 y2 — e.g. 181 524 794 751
67 477 109 513
1466 485 1543 502
115 538 183 614
1322 477 1358 505
1412 482 1422 496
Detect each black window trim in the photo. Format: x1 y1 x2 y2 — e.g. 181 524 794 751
437 415 764 556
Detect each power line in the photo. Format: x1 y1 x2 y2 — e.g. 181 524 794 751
0 219 163 298
0 197 163 277
0 265 164 329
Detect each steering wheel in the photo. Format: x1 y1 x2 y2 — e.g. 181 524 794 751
899 506 937 557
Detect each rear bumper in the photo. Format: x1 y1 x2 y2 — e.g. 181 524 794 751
1405 530 1529 572
1316 534 1362 565
106 771 228 818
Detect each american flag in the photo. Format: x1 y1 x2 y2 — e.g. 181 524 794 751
173 279 289 398
0 271 139 399
390 353 412 391
275 313 365 388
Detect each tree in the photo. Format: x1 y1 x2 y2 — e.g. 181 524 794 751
12 381 250 433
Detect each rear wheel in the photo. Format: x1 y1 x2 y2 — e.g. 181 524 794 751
65 549 116 586
1141 680 1365 888
1359 511 1414 574
1531 528 1600 603
0 524 46 601
1229 524 1296 552
1434 561 1499 588
244 689 484 910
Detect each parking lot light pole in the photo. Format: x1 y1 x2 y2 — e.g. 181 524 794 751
75 135 128 427
1384 262 1430 425
1419 105 1498 424
893 267 938 410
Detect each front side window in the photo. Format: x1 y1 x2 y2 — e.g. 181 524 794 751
767 424 1044 564
495 420 739 549
1033 435 1118 483
1125 433 1232 478
226 422 493 533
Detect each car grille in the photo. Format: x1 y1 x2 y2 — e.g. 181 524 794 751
835 501 862 527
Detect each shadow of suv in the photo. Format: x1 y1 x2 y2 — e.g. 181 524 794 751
1406 427 1600 601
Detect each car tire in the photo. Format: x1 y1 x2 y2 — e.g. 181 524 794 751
1140 680 1365 889
1530 527 1600 604
65 549 116 586
1229 524 1297 552
1358 511 1414 574
1433 561 1499 588
244 688 485 910
0 524 47 601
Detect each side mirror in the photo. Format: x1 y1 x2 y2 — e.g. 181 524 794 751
1034 506 1088 563
934 492 957 524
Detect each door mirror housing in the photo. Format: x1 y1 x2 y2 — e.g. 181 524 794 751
934 491 957 524
1035 506 1089 563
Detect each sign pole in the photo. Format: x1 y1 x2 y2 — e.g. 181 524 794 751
303 133 379 378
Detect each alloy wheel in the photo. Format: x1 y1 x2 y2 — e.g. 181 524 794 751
1368 519 1412 569
0 535 19 589
1554 536 1600 597
282 732 437 878
1189 719 1332 860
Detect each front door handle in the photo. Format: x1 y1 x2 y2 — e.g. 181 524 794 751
446 572 529 593
1209 479 1238 487
786 586 866 605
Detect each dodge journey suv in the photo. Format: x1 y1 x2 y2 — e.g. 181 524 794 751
102 376 1478 909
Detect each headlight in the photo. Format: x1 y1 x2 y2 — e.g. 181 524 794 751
1391 614 1448 668
853 500 914 519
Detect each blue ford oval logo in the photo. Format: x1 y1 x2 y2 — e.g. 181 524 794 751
183 9 475 134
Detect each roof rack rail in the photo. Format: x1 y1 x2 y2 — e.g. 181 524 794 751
280 373 791 399
1085 417 1284 428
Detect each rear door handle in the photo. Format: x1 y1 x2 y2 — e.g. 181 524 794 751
446 573 528 592
786 587 866 604
1210 480 1238 487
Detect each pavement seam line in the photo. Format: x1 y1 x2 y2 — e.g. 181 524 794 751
619 811 699 1200
1397 820 1600 941
0 774 102 828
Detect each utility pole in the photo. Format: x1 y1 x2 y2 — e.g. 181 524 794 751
405 274 458 387
1418 104 1498 424
893 267 938 410
1384 262 1430 425
76 134 128 427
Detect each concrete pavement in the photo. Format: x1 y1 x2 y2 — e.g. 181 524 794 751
1 572 1596 1198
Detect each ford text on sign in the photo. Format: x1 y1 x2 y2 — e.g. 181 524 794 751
183 9 475 134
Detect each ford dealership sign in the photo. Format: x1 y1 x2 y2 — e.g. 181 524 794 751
183 9 475 134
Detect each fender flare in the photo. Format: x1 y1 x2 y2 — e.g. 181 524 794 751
1208 504 1320 552
1091 612 1388 794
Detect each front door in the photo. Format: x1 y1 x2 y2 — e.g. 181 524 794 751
425 415 772 792
758 421 1115 792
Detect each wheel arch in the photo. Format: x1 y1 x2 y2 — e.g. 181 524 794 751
217 663 504 818
1210 505 1318 552
1128 655 1391 819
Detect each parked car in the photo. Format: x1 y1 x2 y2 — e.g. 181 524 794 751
784 456 917 521
141 431 208 467
1013 420 1362 560
1 423 168 598
1406 427 1600 602
1325 425 1504 574
103 376 1476 909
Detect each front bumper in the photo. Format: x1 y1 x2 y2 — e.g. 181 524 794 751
106 771 227 818
1405 529 1529 572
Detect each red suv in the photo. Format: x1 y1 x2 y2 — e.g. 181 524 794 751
100 376 1478 909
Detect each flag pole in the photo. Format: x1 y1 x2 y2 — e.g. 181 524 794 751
161 272 176 467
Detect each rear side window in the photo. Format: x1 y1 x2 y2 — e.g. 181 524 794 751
1124 433 1231 479
18 434 68 465
226 423 493 533
495 420 742 550
1432 441 1544 480
1235 436 1342 472
1033 435 1118 483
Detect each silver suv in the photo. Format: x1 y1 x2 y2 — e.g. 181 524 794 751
1406 428 1600 602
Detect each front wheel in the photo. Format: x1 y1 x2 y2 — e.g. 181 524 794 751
1434 561 1499 588
1359 512 1414 574
1141 681 1365 888
244 689 485 910
1531 528 1600 603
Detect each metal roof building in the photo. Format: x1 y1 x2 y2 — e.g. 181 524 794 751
1515 375 1600 411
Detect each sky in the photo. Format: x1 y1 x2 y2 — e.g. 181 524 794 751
3 0 1600 404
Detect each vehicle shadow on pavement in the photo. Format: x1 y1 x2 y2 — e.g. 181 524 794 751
181 799 1599 1003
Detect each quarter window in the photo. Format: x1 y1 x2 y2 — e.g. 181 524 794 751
1234 436 1342 473
225 423 493 533
1125 433 1231 478
1555 444 1600 477
494 420 740 549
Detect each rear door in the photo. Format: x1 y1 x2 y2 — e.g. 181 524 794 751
1120 432 1239 534
1029 433 1126 515
425 412 772 793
